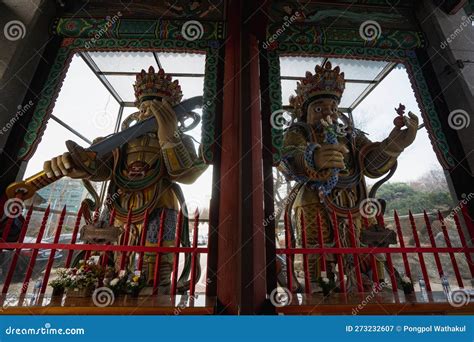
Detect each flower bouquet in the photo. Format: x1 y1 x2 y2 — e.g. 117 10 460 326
125 272 146 297
51 258 104 298
103 269 126 296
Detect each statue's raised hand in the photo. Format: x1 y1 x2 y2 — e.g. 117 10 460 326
149 99 179 143
313 144 349 170
383 111 419 155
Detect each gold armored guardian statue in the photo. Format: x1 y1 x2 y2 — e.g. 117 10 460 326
278 61 418 292
42 66 207 291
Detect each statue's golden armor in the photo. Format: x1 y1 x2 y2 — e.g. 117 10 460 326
279 61 418 292
83 128 206 288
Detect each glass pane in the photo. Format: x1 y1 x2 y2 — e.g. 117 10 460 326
175 77 204 99
24 120 89 178
107 75 204 104
279 56 325 77
53 55 120 140
328 58 388 81
281 79 298 106
339 83 370 108
89 51 158 73
105 75 136 102
158 52 206 74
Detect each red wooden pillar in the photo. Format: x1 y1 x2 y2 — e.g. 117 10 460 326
216 0 269 314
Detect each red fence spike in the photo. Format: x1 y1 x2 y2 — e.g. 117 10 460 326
299 213 311 294
65 206 83 268
370 253 380 286
21 205 50 294
40 206 66 294
453 212 474 278
362 215 369 230
2 206 33 294
377 213 397 292
409 210 431 291
438 211 463 288
330 210 346 293
93 207 100 224
101 208 117 268
348 212 364 292
108 207 116 226
394 210 412 279
171 209 183 296
153 209 167 295
283 211 293 293
423 210 444 277
137 208 150 274
119 209 133 271
385 252 398 293
316 211 326 274
190 209 200 296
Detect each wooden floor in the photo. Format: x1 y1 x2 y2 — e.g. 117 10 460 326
0 293 216 315
1 291 472 315
276 291 474 315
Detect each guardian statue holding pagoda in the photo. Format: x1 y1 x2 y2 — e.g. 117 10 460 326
278 61 418 292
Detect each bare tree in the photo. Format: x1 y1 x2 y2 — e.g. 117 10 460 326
412 168 449 192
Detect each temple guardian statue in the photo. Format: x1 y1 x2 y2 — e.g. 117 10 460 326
41 66 208 292
278 61 418 292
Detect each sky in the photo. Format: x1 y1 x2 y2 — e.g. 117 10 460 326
24 52 445 210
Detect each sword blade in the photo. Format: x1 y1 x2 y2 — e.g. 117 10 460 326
88 96 203 157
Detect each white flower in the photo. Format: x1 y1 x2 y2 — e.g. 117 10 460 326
402 276 411 284
110 278 120 286
322 277 329 284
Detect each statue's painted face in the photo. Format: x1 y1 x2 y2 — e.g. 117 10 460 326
306 98 339 126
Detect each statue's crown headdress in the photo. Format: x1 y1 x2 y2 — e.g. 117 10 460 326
289 61 345 118
133 66 183 106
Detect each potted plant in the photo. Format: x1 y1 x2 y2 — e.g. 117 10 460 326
49 268 68 297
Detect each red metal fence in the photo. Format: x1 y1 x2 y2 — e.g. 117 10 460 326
0 205 208 297
276 204 474 294
1 200 473 299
